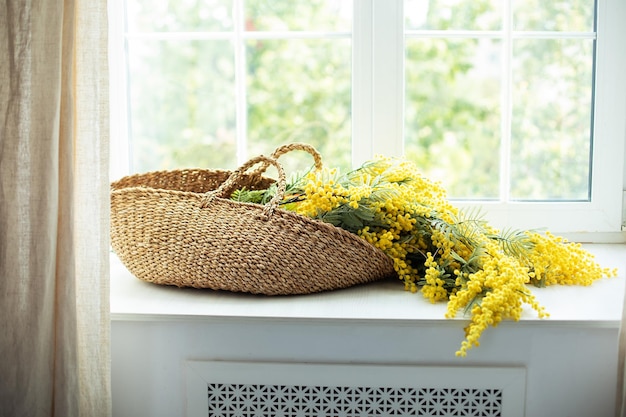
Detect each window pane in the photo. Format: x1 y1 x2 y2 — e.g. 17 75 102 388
404 38 501 199
126 0 233 32
405 0 502 31
510 39 594 201
127 40 237 172
513 0 594 32
246 39 352 173
245 0 352 32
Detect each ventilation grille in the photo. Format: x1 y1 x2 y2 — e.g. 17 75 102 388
207 383 502 417
186 361 525 417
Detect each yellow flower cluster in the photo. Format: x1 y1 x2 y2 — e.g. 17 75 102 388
445 241 550 356
365 157 457 222
347 184 373 209
524 231 617 286
421 252 449 302
293 168 347 218
277 155 616 357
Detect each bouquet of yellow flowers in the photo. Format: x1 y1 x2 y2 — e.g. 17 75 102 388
232 153 616 356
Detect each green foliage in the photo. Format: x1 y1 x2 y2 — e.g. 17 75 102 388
126 0 594 202
317 204 376 234
231 188 266 204
245 32 351 172
488 228 535 260
404 0 593 200
432 206 490 249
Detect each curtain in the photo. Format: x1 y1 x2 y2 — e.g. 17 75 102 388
0 0 111 416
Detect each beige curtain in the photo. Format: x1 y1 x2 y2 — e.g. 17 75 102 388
0 1 110 416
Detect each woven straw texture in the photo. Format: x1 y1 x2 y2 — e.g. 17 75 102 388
110 143 396 295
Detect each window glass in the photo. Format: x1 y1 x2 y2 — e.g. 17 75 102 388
123 0 352 173
510 38 594 200
404 0 596 202
513 0 594 32
245 0 352 32
126 40 236 171
404 38 502 199
246 39 352 173
405 0 502 31
126 0 233 32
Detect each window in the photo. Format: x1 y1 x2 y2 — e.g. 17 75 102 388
108 0 626 237
110 0 354 176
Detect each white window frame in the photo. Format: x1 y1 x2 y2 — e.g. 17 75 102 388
108 0 626 240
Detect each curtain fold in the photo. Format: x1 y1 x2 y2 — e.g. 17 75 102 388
0 1 111 416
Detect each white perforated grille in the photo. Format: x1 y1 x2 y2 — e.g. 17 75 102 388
186 362 525 417
206 383 503 417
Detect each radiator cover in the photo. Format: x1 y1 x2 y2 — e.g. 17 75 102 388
186 361 526 417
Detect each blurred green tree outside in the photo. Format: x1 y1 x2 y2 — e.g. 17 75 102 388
124 0 594 201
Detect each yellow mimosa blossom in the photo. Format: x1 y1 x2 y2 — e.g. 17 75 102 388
234 152 617 356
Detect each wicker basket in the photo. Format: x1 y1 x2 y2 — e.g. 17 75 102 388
110 143 396 295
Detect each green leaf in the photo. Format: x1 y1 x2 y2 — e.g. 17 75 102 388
231 188 266 204
488 228 535 259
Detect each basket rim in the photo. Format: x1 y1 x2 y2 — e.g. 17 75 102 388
110 167 261 190
110 184 395 262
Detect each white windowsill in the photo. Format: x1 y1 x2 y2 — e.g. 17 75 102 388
110 244 626 327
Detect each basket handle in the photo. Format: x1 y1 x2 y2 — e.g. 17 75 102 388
200 155 286 220
251 142 323 177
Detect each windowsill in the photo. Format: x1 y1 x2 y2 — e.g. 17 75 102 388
110 244 626 327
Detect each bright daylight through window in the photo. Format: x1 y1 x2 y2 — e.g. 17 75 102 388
108 0 626 237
